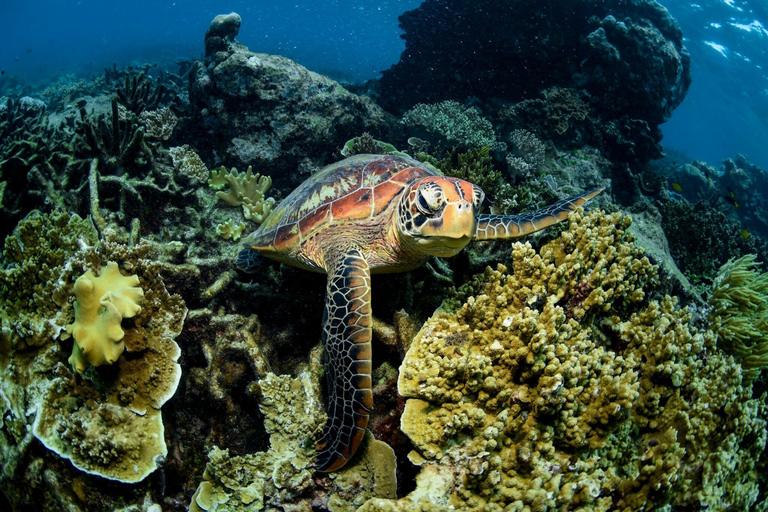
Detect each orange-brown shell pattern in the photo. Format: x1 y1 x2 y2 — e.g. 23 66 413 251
244 155 437 254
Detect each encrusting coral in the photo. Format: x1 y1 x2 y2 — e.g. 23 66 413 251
362 209 767 511
190 346 397 511
65 261 144 373
708 254 768 382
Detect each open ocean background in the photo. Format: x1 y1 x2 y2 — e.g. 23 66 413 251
1 0 767 170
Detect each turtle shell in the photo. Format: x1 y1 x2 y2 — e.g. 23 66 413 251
244 154 438 255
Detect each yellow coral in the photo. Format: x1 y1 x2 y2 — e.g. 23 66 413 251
378 210 767 511
65 262 144 373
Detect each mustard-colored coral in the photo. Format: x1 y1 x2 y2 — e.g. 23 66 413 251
708 254 768 382
370 210 768 511
65 261 144 373
208 165 275 223
190 346 397 512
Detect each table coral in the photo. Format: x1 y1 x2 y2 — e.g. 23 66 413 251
369 210 767 511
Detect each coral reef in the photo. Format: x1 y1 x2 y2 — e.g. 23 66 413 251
402 101 496 150
708 254 768 383
65 261 144 373
378 0 690 126
367 210 767 511
189 14 396 189
1 211 186 504
189 346 397 511
659 199 768 286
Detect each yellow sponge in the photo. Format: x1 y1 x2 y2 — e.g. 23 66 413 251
66 262 144 373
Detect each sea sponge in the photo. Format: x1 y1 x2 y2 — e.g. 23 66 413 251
65 262 144 373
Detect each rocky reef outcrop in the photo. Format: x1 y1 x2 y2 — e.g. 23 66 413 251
376 0 691 166
189 21 398 190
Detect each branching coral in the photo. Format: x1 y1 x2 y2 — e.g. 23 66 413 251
708 254 768 382
139 106 178 140
116 70 172 116
505 129 546 180
403 100 496 149
208 165 275 224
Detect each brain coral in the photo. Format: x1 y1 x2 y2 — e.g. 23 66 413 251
363 210 767 511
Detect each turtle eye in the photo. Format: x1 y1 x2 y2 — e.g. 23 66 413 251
472 185 485 210
415 184 444 216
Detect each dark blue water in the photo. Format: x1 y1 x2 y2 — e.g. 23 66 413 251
1 0 766 170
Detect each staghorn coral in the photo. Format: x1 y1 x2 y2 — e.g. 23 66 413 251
403 100 496 150
708 254 768 382
208 165 276 224
364 210 767 511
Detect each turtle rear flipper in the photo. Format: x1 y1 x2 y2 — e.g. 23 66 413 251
473 187 604 241
315 246 373 472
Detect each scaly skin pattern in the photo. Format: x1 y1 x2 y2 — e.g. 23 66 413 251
237 155 602 472
474 188 603 241
315 246 373 472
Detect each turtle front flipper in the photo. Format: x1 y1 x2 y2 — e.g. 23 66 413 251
473 187 604 241
315 247 373 472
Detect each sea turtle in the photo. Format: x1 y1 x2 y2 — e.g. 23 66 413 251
237 154 602 472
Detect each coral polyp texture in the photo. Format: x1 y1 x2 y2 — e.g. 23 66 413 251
189 346 397 512
65 261 144 373
363 210 767 511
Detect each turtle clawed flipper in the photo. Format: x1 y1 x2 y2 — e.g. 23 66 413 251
315 247 373 472
237 247 265 272
473 187 604 241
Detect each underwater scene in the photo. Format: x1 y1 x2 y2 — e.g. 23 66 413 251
2 0 768 510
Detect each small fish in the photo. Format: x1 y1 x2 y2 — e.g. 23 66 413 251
672 182 682 192
0 70 4 76
76 99 87 108
741 229 750 239
726 188 740 208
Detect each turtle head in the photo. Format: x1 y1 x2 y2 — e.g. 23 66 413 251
396 176 485 257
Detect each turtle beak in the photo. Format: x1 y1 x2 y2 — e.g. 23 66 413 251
417 200 476 253
438 201 476 241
